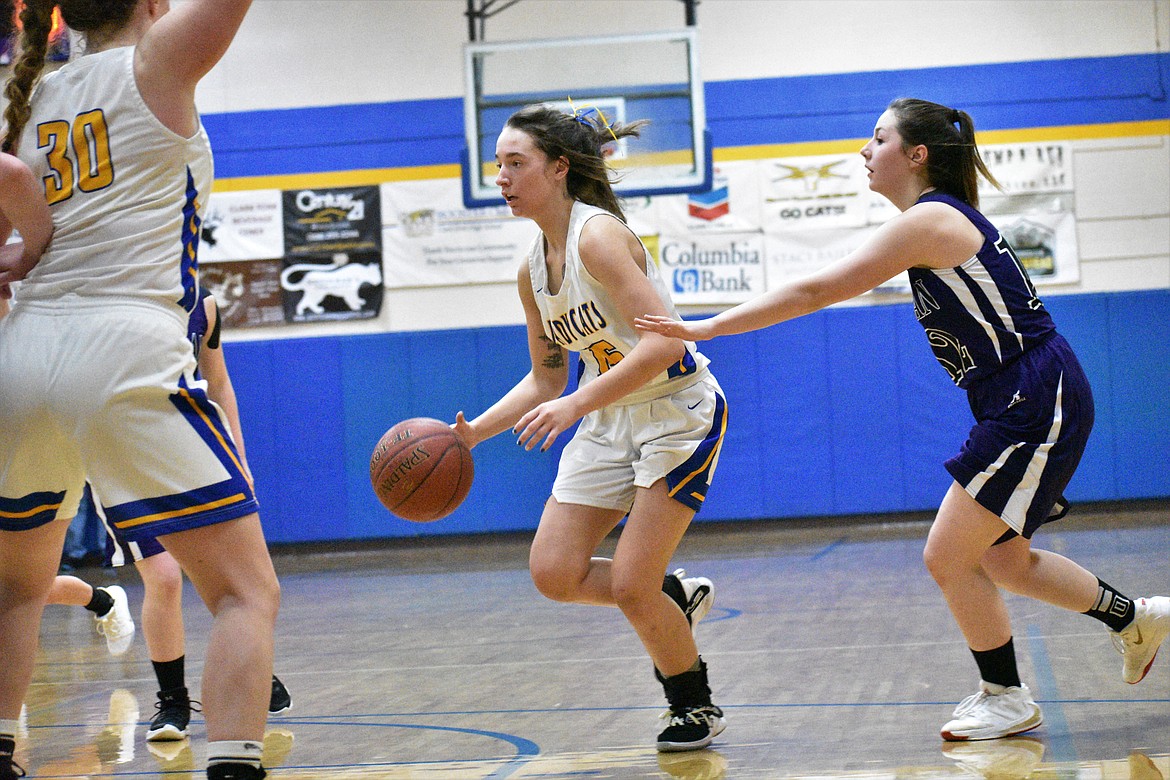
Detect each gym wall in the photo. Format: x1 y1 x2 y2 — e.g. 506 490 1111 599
5 1 1166 540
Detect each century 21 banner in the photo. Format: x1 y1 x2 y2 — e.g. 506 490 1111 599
280 186 384 323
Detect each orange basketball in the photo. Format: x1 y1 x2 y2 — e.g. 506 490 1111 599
369 417 474 522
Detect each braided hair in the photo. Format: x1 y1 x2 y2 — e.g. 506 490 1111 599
2 0 138 153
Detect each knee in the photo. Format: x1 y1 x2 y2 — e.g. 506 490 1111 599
610 574 655 618
211 571 281 625
257 575 281 622
982 549 1032 591
529 556 578 603
923 540 955 587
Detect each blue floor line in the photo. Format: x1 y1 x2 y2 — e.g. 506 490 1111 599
1026 624 1078 763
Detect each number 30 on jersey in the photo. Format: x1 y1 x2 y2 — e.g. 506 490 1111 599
37 109 114 205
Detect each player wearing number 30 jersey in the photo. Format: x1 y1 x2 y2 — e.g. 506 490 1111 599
14 47 210 315
0 2 275 778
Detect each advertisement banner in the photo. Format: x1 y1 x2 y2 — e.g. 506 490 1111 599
654 162 763 234
764 225 874 289
979 142 1073 196
380 179 534 287
984 193 1079 284
657 232 766 305
199 259 286 329
200 189 284 262
283 186 382 257
760 153 871 231
279 252 384 323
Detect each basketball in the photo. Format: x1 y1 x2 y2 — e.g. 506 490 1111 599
369 417 474 522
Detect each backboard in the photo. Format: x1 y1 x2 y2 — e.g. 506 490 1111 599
462 29 710 208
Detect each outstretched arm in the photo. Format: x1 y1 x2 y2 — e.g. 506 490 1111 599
635 202 977 340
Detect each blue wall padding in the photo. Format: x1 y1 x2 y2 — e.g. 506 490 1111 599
226 289 1169 543
204 54 1170 180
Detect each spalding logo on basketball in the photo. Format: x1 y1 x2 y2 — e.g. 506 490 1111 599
369 417 474 522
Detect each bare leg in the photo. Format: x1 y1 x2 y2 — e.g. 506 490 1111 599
159 513 279 742
981 535 1099 612
528 482 698 676
0 517 71 719
46 574 96 607
923 483 1017 651
612 481 698 676
528 497 626 608
134 552 186 662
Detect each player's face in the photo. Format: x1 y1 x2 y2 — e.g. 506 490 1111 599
494 127 565 218
860 109 915 197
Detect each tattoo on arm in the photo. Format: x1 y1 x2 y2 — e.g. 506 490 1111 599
540 337 564 369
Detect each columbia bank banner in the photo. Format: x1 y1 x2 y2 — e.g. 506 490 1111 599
655 233 767 305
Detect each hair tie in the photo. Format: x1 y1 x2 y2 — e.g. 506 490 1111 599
566 96 620 143
949 108 962 126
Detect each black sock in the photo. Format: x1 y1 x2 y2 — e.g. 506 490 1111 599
1083 578 1135 632
153 657 186 693
971 638 1021 689
84 586 114 616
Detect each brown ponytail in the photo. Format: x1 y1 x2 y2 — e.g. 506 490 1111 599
2 0 54 154
887 97 1002 209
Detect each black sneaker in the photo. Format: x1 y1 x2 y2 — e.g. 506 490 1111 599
0 759 25 779
147 686 196 742
662 569 714 634
657 704 726 752
207 763 267 779
0 735 23 779
268 676 292 715
657 658 725 752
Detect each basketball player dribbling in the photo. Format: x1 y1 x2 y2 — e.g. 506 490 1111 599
453 104 729 752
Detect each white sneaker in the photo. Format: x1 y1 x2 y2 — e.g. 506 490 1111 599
1110 596 1170 684
672 569 714 636
941 682 1042 741
94 585 135 656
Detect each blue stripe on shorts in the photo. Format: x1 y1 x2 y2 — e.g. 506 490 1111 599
666 389 728 512
103 375 257 543
0 489 66 531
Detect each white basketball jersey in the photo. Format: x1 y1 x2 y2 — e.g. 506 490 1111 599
527 201 709 405
15 46 212 318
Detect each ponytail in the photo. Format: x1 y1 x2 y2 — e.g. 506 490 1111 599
888 98 1001 209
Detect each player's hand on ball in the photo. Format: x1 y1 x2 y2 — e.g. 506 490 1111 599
452 411 478 449
514 397 580 452
633 314 714 341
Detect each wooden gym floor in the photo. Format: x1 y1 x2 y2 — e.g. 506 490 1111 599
17 500 1170 778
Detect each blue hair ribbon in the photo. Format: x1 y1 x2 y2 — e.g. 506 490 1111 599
567 96 619 143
